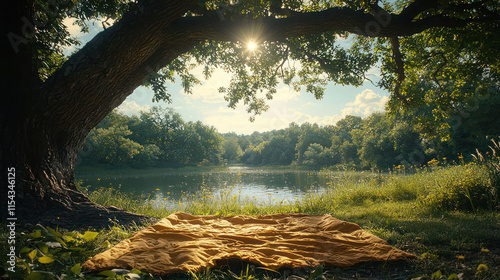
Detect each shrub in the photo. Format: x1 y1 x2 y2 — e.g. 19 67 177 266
419 164 496 212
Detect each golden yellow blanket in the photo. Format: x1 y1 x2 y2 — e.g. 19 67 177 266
83 212 414 274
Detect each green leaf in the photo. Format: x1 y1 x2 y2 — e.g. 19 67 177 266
68 247 85 252
46 226 62 238
36 242 49 254
431 270 443 280
54 236 67 247
30 230 42 238
99 270 117 277
28 249 37 261
130 268 142 274
448 274 458 280
70 263 82 275
63 235 77 243
81 231 99 242
20 247 31 254
38 256 55 264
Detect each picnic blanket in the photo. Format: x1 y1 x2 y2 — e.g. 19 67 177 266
83 212 414 274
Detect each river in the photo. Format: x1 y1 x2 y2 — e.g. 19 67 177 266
75 166 330 208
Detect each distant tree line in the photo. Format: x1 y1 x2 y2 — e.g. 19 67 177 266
78 107 223 167
222 114 426 170
79 99 500 170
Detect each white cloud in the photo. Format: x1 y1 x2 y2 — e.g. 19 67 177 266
63 17 82 37
342 89 388 117
202 89 388 134
117 101 150 116
308 89 388 127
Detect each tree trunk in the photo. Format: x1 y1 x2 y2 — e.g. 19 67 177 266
1 0 199 228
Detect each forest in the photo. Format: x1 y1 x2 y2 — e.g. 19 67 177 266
78 90 500 170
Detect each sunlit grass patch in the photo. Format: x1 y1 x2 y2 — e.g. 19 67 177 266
79 185 173 218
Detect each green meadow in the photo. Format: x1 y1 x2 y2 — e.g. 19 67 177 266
2 162 499 280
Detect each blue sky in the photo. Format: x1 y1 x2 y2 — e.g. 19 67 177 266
63 18 389 135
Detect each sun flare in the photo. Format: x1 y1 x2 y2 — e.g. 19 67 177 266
247 41 258 51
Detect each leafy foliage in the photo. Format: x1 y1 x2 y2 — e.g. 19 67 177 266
79 107 223 167
382 24 500 142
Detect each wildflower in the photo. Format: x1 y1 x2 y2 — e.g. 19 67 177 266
156 188 160 191
456 255 465 260
477 264 488 272
481 248 490 253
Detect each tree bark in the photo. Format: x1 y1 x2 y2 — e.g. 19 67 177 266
1 0 199 227
0 0 497 228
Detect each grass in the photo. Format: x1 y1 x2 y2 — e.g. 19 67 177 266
1 163 499 279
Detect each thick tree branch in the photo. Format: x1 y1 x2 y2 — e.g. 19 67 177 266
175 4 499 42
390 36 407 105
398 0 439 21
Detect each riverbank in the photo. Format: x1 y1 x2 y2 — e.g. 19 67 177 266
2 164 499 279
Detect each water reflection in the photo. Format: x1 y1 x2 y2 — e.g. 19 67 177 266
76 167 328 208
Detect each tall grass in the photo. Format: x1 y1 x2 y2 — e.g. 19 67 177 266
472 137 500 209
80 162 499 219
298 163 497 213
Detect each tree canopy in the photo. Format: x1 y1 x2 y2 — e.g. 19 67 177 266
10 0 500 121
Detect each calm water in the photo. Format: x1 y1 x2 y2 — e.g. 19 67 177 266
75 166 330 208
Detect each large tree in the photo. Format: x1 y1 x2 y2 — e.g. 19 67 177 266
1 0 499 226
